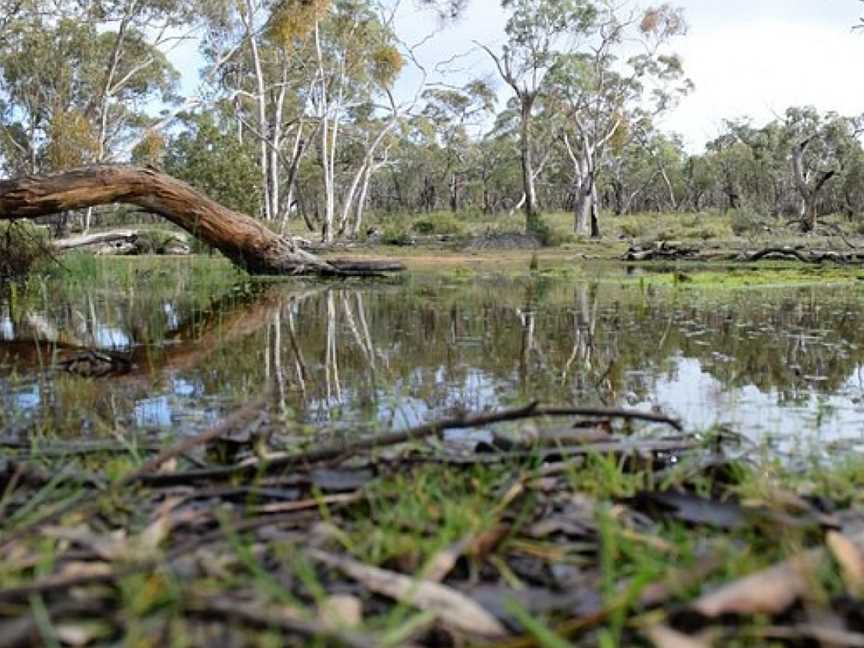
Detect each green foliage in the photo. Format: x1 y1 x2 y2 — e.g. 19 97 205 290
0 221 51 279
0 15 179 176
164 113 261 217
380 225 415 246
411 213 466 236
729 207 767 236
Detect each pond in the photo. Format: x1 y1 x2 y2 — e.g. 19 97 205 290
1 258 864 456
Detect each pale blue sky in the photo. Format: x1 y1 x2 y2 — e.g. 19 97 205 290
172 1 864 150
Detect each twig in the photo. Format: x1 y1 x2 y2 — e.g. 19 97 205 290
138 403 681 486
119 399 266 486
185 597 383 648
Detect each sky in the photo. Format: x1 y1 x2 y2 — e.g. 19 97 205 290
173 0 864 152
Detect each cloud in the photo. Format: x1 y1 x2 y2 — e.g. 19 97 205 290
165 0 864 152
664 18 864 150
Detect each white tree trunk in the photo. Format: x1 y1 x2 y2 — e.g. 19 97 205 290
245 0 272 221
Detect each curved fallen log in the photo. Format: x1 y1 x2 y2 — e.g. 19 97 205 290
0 165 402 276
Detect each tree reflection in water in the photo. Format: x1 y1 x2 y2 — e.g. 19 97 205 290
2 274 864 445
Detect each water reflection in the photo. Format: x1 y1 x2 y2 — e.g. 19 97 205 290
1 272 864 444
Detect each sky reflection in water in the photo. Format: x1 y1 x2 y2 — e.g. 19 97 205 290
1 272 863 447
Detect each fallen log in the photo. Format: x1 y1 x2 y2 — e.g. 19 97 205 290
53 229 139 251
0 165 402 276
622 243 864 265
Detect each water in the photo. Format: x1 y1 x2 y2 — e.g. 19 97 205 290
2 262 864 452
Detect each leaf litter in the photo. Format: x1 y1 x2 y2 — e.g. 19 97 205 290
2 400 864 646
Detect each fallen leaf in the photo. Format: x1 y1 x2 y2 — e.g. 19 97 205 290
58 561 113 579
692 551 820 617
424 536 473 583
56 622 112 646
644 624 713 648
136 513 172 555
319 594 363 628
469 585 602 625
826 531 864 594
307 549 507 638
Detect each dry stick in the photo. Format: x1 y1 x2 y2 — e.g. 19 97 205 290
400 439 700 466
185 598 383 648
119 398 266 486
137 403 682 487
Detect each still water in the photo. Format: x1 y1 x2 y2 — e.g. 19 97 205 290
1 261 864 453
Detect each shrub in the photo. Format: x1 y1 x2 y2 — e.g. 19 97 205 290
411 213 466 237
0 221 53 280
619 220 647 238
381 226 415 246
729 207 766 236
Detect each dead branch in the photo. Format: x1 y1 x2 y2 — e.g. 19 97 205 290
0 165 403 276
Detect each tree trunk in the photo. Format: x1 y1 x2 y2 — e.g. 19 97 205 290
792 137 836 233
519 95 540 233
0 165 402 276
589 177 600 239
53 229 140 251
574 181 592 237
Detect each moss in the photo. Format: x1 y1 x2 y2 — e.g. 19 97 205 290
633 264 864 289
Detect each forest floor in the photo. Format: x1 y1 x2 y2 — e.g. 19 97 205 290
295 209 864 271
4 382 864 647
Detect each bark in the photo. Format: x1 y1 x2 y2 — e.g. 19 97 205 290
519 95 540 232
53 229 139 251
244 0 272 221
0 165 402 276
792 137 837 233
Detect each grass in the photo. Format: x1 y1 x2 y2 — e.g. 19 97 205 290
1 434 859 645
277 207 864 257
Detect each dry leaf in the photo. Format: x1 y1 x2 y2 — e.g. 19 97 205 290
319 594 363 628
308 549 507 638
58 561 113 579
644 624 713 648
826 531 864 594
56 622 112 646
136 513 172 555
424 536 473 583
692 551 819 617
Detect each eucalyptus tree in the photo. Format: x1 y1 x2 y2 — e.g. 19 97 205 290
163 111 261 217
207 0 405 240
704 132 750 211
302 1 404 242
201 0 306 222
783 106 858 231
479 0 598 233
723 119 792 216
680 152 717 212
602 137 662 215
421 81 495 212
0 16 178 177
545 3 688 237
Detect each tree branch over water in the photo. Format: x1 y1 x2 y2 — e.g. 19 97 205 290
0 165 402 277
